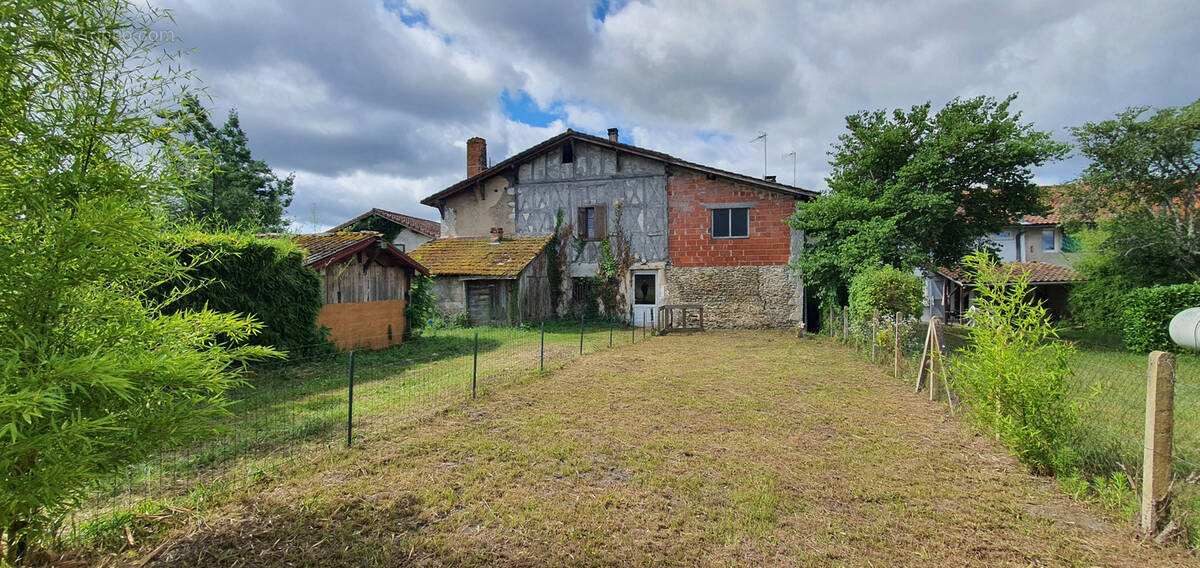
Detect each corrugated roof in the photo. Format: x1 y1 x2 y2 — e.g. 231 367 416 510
421 129 819 207
939 261 1082 285
410 235 552 277
329 208 441 238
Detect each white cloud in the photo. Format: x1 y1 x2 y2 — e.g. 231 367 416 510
152 0 1199 228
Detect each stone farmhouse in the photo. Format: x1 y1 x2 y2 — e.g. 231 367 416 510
412 128 818 329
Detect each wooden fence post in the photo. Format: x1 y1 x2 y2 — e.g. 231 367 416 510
842 307 849 342
930 316 947 402
1142 351 1176 536
894 311 902 379
871 308 879 362
828 306 834 338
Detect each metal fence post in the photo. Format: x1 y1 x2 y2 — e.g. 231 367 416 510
632 306 636 344
643 313 646 340
1142 351 1176 535
540 321 545 372
579 314 585 355
609 320 613 347
347 350 355 448
650 308 654 333
472 332 478 398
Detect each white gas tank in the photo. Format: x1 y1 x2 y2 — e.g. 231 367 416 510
1169 307 1200 350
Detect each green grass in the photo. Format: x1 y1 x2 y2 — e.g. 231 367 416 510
69 319 645 544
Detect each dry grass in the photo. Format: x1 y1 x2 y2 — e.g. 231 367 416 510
93 331 1195 567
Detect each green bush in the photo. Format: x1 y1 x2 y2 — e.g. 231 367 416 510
159 231 331 356
405 273 437 336
1067 229 1131 338
847 266 923 323
953 252 1078 475
1123 283 1200 352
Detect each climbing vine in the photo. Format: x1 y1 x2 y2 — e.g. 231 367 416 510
596 203 634 318
544 209 574 314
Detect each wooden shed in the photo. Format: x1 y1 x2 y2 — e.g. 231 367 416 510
294 231 428 350
410 232 552 326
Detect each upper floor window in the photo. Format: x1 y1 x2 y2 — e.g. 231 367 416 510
712 207 749 238
561 143 574 164
1042 229 1056 252
577 205 606 240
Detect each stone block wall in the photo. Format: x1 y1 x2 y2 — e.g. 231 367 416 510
667 169 796 267
663 265 800 329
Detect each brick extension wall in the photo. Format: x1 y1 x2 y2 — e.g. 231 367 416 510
316 299 406 350
667 170 796 267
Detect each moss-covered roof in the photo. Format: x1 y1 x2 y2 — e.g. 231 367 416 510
410 235 552 277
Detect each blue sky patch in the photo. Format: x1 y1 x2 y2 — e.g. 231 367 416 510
384 1 428 27
501 89 561 127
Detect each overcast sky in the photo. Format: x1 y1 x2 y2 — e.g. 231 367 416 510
151 0 1200 231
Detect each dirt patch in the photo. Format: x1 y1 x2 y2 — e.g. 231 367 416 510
112 331 1194 567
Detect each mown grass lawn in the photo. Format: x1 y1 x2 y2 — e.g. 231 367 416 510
68 320 638 550
69 331 1194 567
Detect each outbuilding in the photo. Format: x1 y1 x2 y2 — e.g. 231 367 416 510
293 231 428 349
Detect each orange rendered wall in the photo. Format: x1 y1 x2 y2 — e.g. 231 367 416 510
316 299 406 350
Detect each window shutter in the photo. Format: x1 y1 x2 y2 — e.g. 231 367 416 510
595 204 607 239
577 207 588 238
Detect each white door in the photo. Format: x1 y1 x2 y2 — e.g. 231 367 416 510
631 271 659 327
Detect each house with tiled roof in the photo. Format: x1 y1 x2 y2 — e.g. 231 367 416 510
417 128 819 329
924 193 1085 321
329 207 440 253
410 230 553 326
289 231 428 349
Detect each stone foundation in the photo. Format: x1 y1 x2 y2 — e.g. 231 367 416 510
663 265 801 329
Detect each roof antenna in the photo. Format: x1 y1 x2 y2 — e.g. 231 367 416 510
783 150 796 186
749 131 767 179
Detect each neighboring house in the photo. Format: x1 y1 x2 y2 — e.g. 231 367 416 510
293 231 428 349
933 262 1081 322
329 208 441 253
924 206 1083 321
410 229 552 326
418 128 819 329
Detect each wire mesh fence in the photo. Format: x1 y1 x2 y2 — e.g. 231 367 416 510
816 307 1200 541
68 317 652 541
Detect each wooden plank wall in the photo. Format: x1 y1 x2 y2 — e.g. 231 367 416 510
320 254 409 305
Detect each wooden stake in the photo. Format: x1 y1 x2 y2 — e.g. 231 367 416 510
894 311 902 379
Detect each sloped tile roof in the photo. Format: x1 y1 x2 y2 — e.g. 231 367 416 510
293 232 376 267
421 129 818 207
329 208 441 238
939 261 1082 285
410 235 552 277
286 231 428 273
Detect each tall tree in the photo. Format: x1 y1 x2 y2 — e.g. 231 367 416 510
789 94 1070 306
0 1 275 559
167 95 295 231
1064 99 1200 283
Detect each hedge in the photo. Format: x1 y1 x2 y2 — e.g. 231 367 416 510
158 232 331 356
848 266 924 323
1123 283 1200 352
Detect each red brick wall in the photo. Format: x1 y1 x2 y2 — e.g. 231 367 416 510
668 171 797 267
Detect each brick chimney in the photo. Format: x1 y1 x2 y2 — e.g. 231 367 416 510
607 127 619 143
467 137 487 177
489 227 503 244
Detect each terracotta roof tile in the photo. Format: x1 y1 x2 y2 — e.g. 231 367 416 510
330 208 441 238
938 261 1082 285
411 236 552 277
292 232 377 267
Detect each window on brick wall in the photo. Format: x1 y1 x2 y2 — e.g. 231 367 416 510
712 207 749 238
577 205 606 240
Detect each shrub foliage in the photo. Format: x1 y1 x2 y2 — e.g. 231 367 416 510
159 232 330 356
1123 283 1200 353
847 266 924 323
953 252 1078 475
